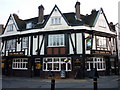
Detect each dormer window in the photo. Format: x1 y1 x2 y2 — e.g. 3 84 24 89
51 17 61 25
26 22 32 29
7 24 13 31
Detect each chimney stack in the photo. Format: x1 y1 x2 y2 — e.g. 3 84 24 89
0 24 4 35
38 5 44 23
75 1 81 20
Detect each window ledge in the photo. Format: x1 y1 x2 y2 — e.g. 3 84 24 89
50 24 62 26
47 46 65 48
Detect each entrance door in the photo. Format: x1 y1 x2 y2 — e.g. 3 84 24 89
110 59 116 75
34 58 41 77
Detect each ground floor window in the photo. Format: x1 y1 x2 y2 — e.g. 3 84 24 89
12 58 28 70
86 57 106 71
43 57 72 71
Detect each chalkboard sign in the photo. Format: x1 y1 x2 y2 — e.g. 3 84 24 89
74 58 81 69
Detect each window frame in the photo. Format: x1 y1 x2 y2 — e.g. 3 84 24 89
51 17 61 25
26 22 32 29
48 34 65 47
43 57 72 71
6 39 16 50
98 19 106 28
86 57 106 71
22 37 28 49
7 24 13 31
12 58 28 70
96 36 108 50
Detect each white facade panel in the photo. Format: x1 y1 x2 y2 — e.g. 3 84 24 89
69 38 74 54
17 42 21 51
28 36 31 55
33 37 38 55
39 35 44 55
94 11 110 32
6 51 8 56
1 41 5 56
24 49 28 55
76 33 82 54
4 19 18 35
69 33 75 54
44 7 70 30
92 36 96 50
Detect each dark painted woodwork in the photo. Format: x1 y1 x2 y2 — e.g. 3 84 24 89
47 48 52 55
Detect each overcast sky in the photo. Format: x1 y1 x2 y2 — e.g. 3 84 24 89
0 0 119 26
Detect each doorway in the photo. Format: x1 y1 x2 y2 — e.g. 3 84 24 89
34 58 41 77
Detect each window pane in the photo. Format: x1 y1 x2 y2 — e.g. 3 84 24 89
54 63 59 70
43 57 71 71
23 63 25 68
43 63 46 70
54 58 59 62
98 63 101 69
90 63 93 70
68 63 71 70
6 39 16 50
7 24 13 31
47 63 52 70
48 34 64 47
47 58 52 62
61 63 66 70
22 37 28 48
87 63 90 70
12 58 28 69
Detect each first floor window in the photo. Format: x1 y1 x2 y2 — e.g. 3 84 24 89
86 57 106 71
12 58 28 70
96 36 107 50
6 39 16 50
22 37 28 48
48 34 65 47
43 57 71 71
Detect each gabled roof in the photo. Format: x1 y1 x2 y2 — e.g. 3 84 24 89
4 5 113 32
13 14 26 30
44 5 70 26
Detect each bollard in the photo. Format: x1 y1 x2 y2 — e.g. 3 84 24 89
51 79 55 90
93 77 98 90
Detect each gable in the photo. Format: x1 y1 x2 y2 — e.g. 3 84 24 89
3 14 19 35
44 5 70 30
94 9 110 32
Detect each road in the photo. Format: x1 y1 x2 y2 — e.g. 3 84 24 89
1 75 120 90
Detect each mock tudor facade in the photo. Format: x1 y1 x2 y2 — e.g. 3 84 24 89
0 2 118 78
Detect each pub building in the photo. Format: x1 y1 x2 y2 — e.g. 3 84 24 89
0 2 119 78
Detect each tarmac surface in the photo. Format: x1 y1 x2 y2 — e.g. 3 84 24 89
1 75 120 90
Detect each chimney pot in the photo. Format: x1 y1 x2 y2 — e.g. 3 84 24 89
91 9 96 14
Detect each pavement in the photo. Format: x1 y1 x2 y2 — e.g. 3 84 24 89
1 75 120 90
